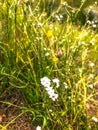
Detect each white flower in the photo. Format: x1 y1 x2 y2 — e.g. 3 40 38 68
61 1 68 6
78 68 82 73
49 109 52 112
56 83 60 88
52 78 59 83
92 24 96 28
46 86 53 92
88 84 93 89
87 20 91 24
90 6 93 9
60 15 63 19
41 77 58 101
49 24 53 29
49 92 55 98
55 15 61 21
51 93 58 101
68 96 71 99
64 82 68 89
81 41 85 45
52 78 60 88
43 48 47 50
89 62 95 67
46 86 58 101
37 22 42 27
92 116 98 122
40 77 51 87
47 89 55 97
54 93 58 99
36 126 41 130
88 74 94 79
45 52 50 57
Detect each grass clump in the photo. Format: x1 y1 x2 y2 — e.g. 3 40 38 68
0 0 98 130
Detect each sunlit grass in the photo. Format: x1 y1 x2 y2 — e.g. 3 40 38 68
0 0 98 129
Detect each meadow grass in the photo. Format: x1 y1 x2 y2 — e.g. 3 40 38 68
0 0 98 130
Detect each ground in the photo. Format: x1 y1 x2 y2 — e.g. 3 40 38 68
0 84 98 130
0 88 36 130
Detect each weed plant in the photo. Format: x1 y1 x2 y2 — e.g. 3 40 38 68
0 0 98 130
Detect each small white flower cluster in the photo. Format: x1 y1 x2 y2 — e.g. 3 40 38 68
61 1 68 6
45 52 50 57
95 1 97 5
43 48 50 57
49 24 53 29
88 84 93 89
92 116 98 122
52 78 60 88
89 62 95 67
55 14 63 21
64 82 68 89
81 41 85 45
36 126 41 130
37 22 42 27
87 20 97 29
40 77 59 101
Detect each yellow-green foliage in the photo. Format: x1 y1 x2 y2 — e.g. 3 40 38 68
0 1 98 130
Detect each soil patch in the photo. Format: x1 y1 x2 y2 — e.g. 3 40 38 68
0 88 36 130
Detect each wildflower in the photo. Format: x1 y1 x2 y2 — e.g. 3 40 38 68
68 96 71 99
92 116 98 122
51 93 58 101
92 24 97 28
53 56 58 63
88 74 94 79
81 41 85 45
87 20 91 25
36 126 41 130
41 77 59 101
90 6 93 9
52 78 60 88
89 125 91 129
61 1 68 6
55 15 60 21
88 84 93 89
95 20 98 24
89 62 95 67
46 86 53 92
60 15 63 19
40 77 51 87
92 21 94 24
52 78 59 84
48 89 55 97
46 86 58 101
37 22 42 27
45 52 50 57
64 82 68 89
78 68 82 73
46 30 53 38
49 109 52 112
49 24 53 29
43 48 47 50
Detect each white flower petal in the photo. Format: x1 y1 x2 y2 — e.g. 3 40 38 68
40 77 51 87
52 78 59 83
92 116 98 122
36 126 41 130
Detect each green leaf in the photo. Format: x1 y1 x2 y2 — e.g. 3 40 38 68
42 117 47 128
